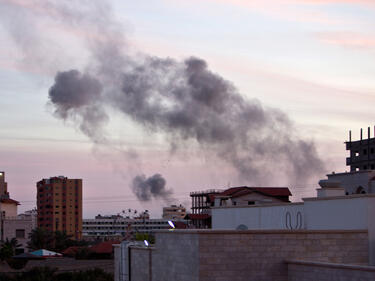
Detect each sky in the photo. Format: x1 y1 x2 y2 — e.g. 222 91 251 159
0 0 374 218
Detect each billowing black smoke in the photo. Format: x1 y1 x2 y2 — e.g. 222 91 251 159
49 55 324 185
132 174 173 203
1 0 325 201
49 70 108 143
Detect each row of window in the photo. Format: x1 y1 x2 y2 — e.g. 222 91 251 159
354 147 375 157
83 226 167 231
354 164 375 171
39 211 79 216
39 199 78 204
39 204 79 208
83 221 168 225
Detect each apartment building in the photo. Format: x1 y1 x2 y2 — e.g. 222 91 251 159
162 204 186 219
83 214 186 241
36 176 82 239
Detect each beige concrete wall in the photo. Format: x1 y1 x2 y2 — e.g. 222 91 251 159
143 230 368 281
3 218 33 251
231 192 285 205
152 232 199 281
198 230 368 281
287 260 375 281
1 203 17 218
130 247 152 281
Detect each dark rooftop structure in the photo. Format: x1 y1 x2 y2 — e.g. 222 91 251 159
346 127 375 172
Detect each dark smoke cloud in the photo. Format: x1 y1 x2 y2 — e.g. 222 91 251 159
1 0 325 199
48 56 324 185
48 69 108 143
132 174 173 203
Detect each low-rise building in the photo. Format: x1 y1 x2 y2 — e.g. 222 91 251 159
3 209 37 252
0 172 35 253
82 214 186 241
162 205 186 219
188 186 291 228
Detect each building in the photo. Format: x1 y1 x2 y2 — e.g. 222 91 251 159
320 170 375 195
162 205 186 219
188 186 291 228
346 127 375 171
36 176 82 239
0 172 35 252
0 171 19 219
3 210 36 252
114 132 375 281
0 171 9 199
82 214 186 241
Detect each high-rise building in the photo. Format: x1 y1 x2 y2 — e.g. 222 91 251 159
36 176 82 239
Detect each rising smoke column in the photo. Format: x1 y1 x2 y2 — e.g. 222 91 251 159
0 0 325 200
132 174 173 203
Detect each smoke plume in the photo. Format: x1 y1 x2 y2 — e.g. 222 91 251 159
132 174 173 203
1 0 325 200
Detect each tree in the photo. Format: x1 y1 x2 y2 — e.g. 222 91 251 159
27 228 54 251
53 231 72 252
0 238 21 260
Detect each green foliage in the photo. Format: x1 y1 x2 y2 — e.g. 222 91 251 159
27 228 54 251
27 228 88 252
135 233 155 244
0 238 22 260
0 267 113 281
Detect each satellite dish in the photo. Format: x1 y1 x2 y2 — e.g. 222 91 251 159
236 224 248 230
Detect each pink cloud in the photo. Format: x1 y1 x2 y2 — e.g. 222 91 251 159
316 32 375 49
170 0 349 25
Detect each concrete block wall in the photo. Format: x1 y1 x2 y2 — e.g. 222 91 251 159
130 247 152 281
147 230 368 281
287 260 375 281
152 232 199 281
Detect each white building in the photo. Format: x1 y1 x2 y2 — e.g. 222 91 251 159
211 183 375 265
162 205 186 220
320 170 375 195
83 215 186 240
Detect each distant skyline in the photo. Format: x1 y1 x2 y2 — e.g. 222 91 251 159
0 0 374 218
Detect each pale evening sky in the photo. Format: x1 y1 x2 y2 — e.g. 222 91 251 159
0 0 374 218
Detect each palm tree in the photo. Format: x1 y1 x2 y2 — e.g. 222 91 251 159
53 231 73 252
27 228 54 251
0 238 21 260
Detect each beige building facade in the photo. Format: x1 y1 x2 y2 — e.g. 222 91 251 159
162 205 186 219
37 176 83 239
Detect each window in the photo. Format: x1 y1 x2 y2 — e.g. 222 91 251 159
371 148 375 154
364 149 367 155
355 151 359 157
371 164 375 170
364 165 368 170
248 201 255 205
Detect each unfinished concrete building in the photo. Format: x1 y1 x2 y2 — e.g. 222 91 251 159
346 127 375 171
